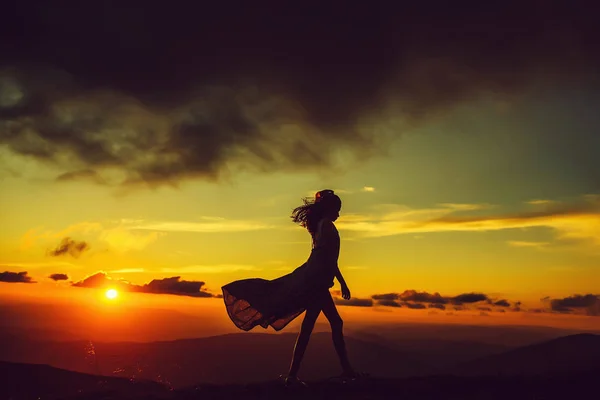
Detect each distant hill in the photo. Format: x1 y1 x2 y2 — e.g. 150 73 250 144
0 332 431 388
3 327 600 391
454 333 600 376
0 360 167 399
348 330 512 367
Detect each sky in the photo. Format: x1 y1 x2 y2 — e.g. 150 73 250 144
1 2 599 332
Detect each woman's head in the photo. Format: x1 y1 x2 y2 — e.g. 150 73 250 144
291 189 342 236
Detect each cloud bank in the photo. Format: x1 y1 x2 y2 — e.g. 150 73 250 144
0 271 36 283
337 197 600 245
1 3 598 187
72 272 214 298
48 273 69 281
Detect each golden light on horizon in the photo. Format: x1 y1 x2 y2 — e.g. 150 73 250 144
105 289 118 300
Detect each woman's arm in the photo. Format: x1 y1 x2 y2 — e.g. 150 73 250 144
317 219 350 298
336 265 351 300
335 265 347 287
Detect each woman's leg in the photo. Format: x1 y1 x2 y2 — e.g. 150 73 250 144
287 305 321 377
320 291 355 376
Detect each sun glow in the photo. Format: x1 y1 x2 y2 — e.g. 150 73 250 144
105 289 118 300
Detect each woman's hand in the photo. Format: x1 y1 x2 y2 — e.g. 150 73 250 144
341 284 351 300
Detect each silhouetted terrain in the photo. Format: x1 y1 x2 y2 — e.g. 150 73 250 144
0 332 431 387
1 362 597 400
455 333 600 376
0 361 167 399
2 334 600 399
2 329 600 391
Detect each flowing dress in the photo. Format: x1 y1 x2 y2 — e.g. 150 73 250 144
222 219 340 331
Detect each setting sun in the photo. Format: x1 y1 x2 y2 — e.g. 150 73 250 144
105 289 118 300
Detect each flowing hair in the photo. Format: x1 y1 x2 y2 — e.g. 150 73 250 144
291 191 341 237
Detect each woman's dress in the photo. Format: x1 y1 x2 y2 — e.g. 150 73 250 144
222 219 340 331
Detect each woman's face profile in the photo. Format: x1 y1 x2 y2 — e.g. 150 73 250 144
327 204 341 222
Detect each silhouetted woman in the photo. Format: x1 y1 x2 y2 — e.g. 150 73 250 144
222 189 361 386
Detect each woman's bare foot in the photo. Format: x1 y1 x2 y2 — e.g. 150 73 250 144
280 374 308 388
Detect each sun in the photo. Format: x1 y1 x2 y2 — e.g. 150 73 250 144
105 288 118 300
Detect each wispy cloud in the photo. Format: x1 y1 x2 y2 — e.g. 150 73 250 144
47 237 89 258
526 199 557 206
20 216 267 255
110 268 145 273
336 196 600 245
507 241 550 249
129 219 273 233
361 186 375 192
436 203 495 211
99 227 162 252
160 264 261 274
0 261 76 269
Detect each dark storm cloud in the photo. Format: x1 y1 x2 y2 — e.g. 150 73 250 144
48 273 68 281
0 271 36 283
400 290 448 304
72 272 214 298
549 294 600 316
372 293 399 301
372 290 447 304
47 237 89 258
403 302 427 310
333 296 373 307
373 289 495 310
451 293 489 304
1 2 598 187
493 299 511 307
376 299 402 307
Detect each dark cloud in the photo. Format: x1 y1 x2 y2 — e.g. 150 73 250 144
403 302 427 310
376 299 402 307
372 290 447 304
0 271 36 283
372 289 510 311
372 293 399 301
142 277 212 298
72 272 214 298
334 297 373 307
47 237 89 258
400 290 447 304
48 273 68 281
1 3 598 188
451 293 489 304
549 294 600 316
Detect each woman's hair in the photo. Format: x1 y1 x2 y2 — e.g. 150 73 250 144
291 189 341 237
